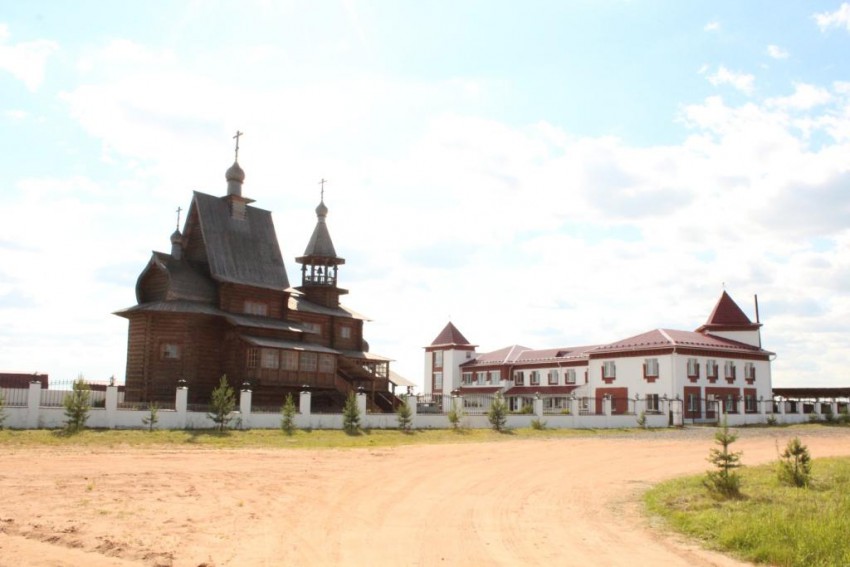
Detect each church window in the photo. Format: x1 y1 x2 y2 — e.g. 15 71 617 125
340 326 352 339
299 352 318 372
319 354 335 373
281 351 298 371
160 343 180 360
246 348 259 369
261 349 279 369
304 322 321 335
244 301 268 316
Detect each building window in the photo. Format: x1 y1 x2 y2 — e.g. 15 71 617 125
530 371 540 386
246 348 259 369
644 358 659 377
340 326 352 339
434 351 443 368
514 371 524 385
160 343 180 360
688 393 699 412
434 372 443 390
299 352 318 372
687 358 699 377
281 350 298 371
304 322 321 335
491 370 500 382
476 371 486 385
566 369 576 384
243 300 268 316
462 372 473 385
603 361 616 379
646 394 660 413
745 395 757 413
706 359 718 379
548 370 559 385
724 361 736 380
744 362 756 380
319 354 335 373
261 348 279 369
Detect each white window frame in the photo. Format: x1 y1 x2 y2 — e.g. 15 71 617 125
434 351 443 368
530 371 540 386
513 371 524 385
645 358 659 377
490 370 500 382
462 372 473 385
724 360 736 379
603 361 616 379
646 394 660 413
744 362 756 380
687 358 699 377
706 359 718 378
340 326 352 339
548 370 559 385
434 372 443 390
476 371 486 385
566 369 576 384
243 300 269 316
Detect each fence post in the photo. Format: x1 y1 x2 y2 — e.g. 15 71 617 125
797 399 804 415
105 385 119 428
567 396 576 417
26 380 41 429
407 394 418 430
299 389 311 415
239 386 252 430
356 391 367 416
602 396 612 417
176 386 188 429
737 397 746 417
533 395 543 419
776 398 785 415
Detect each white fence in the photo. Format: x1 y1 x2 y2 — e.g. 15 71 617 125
0 382 837 430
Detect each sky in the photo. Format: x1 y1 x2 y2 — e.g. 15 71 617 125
1 1 850 390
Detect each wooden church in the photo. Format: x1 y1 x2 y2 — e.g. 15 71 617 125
115 141 395 411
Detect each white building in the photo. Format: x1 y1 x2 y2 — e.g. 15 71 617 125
424 291 773 422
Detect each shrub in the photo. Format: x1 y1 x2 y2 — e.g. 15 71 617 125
207 375 236 432
142 402 159 432
778 437 812 487
530 418 546 430
396 396 413 432
487 393 508 432
766 414 778 426
839 408 850 425
63 375 91 433
704 418 742 497
447 399 464 430
280 394 297 435
636 410 647 429
342 392 361 435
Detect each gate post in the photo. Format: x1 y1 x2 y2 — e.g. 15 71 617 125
26 380 41 429
239 385 252 430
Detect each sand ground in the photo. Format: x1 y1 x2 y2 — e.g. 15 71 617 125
1 426 849 567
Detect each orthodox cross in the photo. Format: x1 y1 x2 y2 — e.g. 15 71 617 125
233 130 244 161
175 206 182 230
319 178 327 201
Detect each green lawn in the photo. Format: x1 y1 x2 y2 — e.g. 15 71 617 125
0 425 634 450
644 457 850 567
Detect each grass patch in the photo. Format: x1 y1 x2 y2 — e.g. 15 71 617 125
645 457 850 566
0 426 636 450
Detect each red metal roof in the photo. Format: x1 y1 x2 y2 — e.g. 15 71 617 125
697 291 760 330
504 385 580 396
592 328 770 355
430 322 474 347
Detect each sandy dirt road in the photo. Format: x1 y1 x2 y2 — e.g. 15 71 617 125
1 426 849 567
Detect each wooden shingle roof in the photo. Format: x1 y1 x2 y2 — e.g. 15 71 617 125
190 191 290 291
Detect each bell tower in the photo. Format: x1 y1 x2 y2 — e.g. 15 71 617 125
295 184 347 308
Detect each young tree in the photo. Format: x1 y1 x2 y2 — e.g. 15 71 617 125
208 375 236 432
447 398 464 431
488 393 508 432
280 393 297 435
63 375 91 433
396 396 413 432
342 392 361 434
142 401 159 432
778 437 812 487
705 418 742 497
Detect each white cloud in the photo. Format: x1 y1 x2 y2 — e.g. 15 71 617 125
704 21 721 32
4 109 28 120
706 65 755 95
767 44 789 59
767 82 832 110
814 3 850 31
0 23 59 91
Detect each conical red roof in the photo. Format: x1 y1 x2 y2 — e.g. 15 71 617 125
430 322 473 347
697 291 761 331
